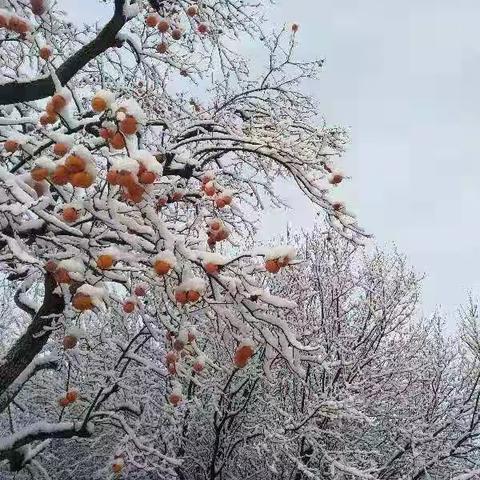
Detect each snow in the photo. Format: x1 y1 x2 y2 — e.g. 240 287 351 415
61 201 83 212
197 251 228 265
171 381 182 396
110 155 139 174
17 219 44 231
133 150 163 174
452 471 480 480
66 326 86 338
2 131 28 144
49 132 74 147
238 338 255 349
0 116 37 126
323 452 376 479
177 329 188 344
220 188 234 198
172 146 193 165
152 250 177 267
264 245 296 262
76 284 107 307
18 291 39 311
116 110 127 122
0 9 11 22
117 31 142 54
114 98 146 124
123 295 137 305
0 234 39 265
0 200 30 216
173 187 185 197
73 145 94 163
0 354 59 412
58 259 85 273
194 354 206 365
34 156 56 171
178 277 206 293
0 421 88 452
123 1 140 19
93 89 115 108
102 120 116 131
112 456 125 467
97 247 121 259
57 259 85 281
259 292 297 309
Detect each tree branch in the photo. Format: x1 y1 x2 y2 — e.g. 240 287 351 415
13 288 37 318
0 0 127 105
0 421 93 471
0 354 60 414
0 274 65 396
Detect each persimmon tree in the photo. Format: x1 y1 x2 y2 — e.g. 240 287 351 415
0 0 367 476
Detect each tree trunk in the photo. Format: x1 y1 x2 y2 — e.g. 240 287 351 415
0 273 65 395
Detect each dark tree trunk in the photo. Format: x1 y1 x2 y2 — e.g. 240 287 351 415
0 273 65 395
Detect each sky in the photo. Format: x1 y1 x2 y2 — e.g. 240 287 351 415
264 0 480 324
63 0 480 324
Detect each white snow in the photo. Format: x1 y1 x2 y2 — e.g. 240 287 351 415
177 329 188 344
66 326 86 339
0 9 11 22
49 132 74 147
197 251 228 265
123 1 140 19
178 277 206 293
112 456 125 468
110 155 139 174
152 250 177 267
264 245 296 262
114 98 146 124
62 201 83 212
93 89 115 108
57 259 85 281
133 150 163 174
76 284 107 307
96 247 121 259
0 421 89 452
219 188 234 198
0 234 39 265
33 157 55 171
238 338 255 349
171 381 182 396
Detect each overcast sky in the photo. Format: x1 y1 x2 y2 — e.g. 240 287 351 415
65 1 480 325
264 0 480 325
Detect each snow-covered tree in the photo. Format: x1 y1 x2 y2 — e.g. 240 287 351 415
3 222 480 479
264 230 480 479
0 0 367 476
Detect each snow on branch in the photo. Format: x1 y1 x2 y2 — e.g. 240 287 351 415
0 354 60 413
0 0 128 105
0 421 93 459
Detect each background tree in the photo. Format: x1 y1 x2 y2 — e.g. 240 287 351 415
3 225 480 479
265 229 480 479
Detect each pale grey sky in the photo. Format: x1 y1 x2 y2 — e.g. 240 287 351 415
64 0 480 322
264 0 480 322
